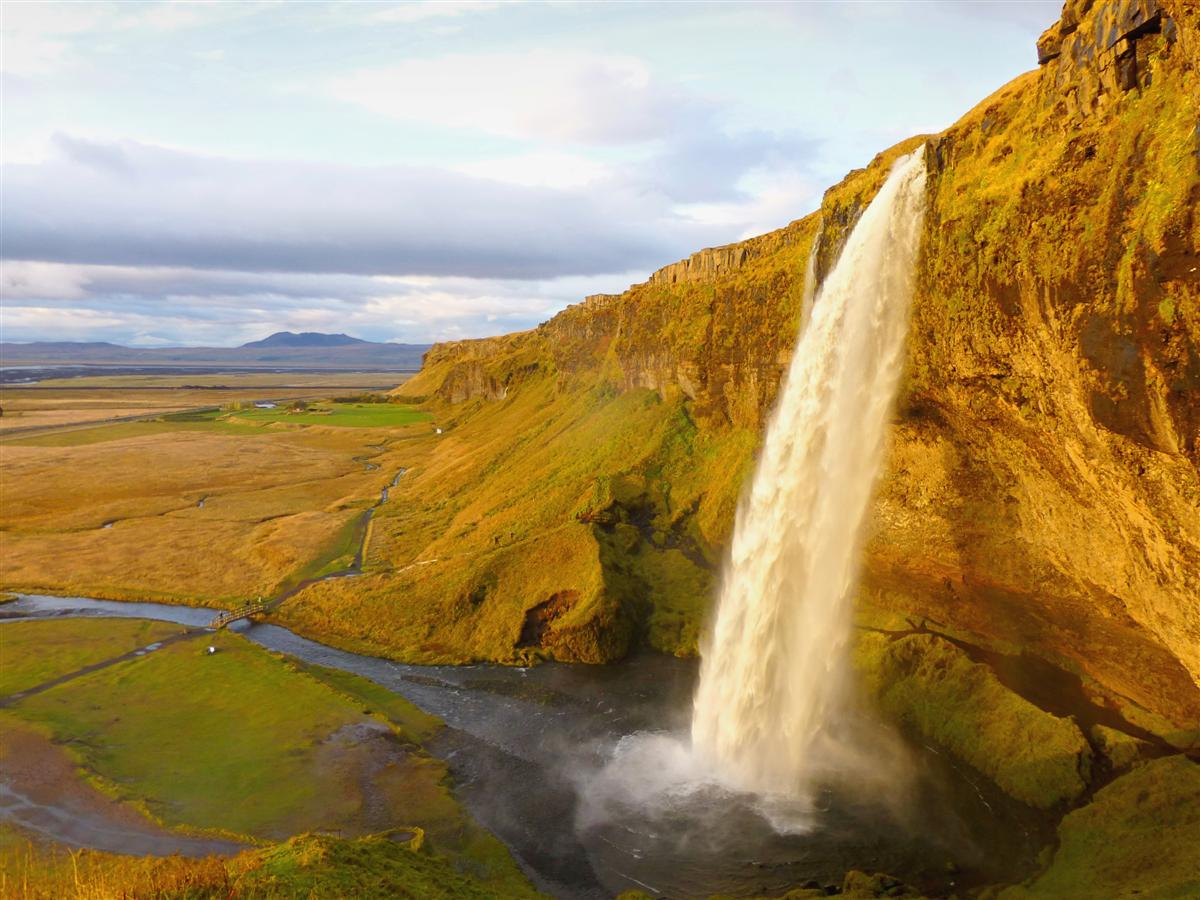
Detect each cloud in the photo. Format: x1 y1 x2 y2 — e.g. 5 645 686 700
1 259 91 300
326 50 709 145
451 151 613 190
932 0 1063 33
3 135 716 280
644 129 821 204
0 1 267 76
0 261 646 346
366 1 515 24
676 167 819 239
322 47 821 205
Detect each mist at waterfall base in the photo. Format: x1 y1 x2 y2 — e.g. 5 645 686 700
576 153 933 854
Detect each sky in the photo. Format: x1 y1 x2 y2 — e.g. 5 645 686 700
1 0 1062 348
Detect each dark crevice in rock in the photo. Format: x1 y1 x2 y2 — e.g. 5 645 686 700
516 590 579 649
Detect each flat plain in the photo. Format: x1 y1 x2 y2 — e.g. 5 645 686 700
0 373 437 605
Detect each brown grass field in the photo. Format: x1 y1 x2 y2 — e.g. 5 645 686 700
0 374 437 606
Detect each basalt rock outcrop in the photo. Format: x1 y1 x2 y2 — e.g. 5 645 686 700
1037 0 1175 118
288 0 1199 767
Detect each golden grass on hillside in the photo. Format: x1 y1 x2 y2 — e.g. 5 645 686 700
274 370 753 663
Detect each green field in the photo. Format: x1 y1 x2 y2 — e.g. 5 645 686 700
229 403 432 428
0 618 187 696
0 618 536 896
5 402 432 448
8 629 370 838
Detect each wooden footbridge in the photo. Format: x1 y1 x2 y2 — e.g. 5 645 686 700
209 599 272 630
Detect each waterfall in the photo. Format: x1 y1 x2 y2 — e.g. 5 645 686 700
799 218 822 331
691 151 927 798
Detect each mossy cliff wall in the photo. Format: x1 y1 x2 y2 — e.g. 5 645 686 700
286 1 1198 757
872 0 1199 732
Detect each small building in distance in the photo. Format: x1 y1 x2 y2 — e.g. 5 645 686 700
254 401 277 409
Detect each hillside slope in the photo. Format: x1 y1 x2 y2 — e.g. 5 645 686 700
280 0 1199 749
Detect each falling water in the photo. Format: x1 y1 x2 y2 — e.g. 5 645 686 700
799 218 823 331
691 151 927 797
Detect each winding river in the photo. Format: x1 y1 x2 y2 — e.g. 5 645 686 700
0 594 1049 898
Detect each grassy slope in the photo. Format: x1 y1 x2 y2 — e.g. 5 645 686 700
275 373 754 662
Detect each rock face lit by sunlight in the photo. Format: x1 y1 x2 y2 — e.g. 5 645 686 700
691 151 928 798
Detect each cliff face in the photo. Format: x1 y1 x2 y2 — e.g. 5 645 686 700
283 0 1198 751
877 0 1199 729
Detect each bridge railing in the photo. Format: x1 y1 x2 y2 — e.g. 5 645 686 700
209 601 271 629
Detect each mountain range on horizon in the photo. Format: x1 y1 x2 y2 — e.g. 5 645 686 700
0 331 430 370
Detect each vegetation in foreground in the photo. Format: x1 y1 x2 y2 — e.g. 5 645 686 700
1 828 542 899
0 619 537 898
998 755 1200 900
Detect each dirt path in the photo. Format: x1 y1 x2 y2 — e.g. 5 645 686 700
0 630 209 709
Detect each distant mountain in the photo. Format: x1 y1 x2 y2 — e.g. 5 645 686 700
241 332 369 349
1 335 431 371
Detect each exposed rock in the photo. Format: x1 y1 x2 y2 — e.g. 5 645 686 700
1037 0 1176 120
414 333 536 403
646 222 808 286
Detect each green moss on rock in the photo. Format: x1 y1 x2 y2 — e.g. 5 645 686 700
999 755 1200 899
1089 723 1154 771
853 631 1092 808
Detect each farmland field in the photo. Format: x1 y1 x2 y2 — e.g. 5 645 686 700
228 402 432 428
0 370 412 439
